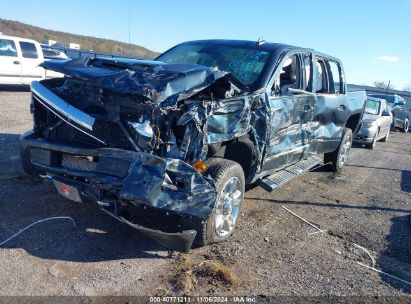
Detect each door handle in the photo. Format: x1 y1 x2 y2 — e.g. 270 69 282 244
337 105 346 111
13 61 20 65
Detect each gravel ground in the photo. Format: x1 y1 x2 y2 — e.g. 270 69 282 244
0 88 410 299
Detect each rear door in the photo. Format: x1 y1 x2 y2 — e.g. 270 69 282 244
310 56 349 154
380 100 392 135
18 40 44 84
0 37 22 84
261 51 316 173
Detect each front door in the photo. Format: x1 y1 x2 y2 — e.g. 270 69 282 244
0 38 22 84
261 52 316 173
18 41 43 84
380 101 393 135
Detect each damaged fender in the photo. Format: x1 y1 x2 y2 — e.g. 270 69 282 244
119 153 217 219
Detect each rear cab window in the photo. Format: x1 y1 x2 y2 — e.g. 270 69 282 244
328 61 342 94
19 41 38 59
314 55 345 95
0 39 18 57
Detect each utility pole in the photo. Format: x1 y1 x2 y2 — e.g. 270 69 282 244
386 80 391 93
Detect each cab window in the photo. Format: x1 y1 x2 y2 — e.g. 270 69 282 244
314 57 344 94
302 53 313 92
314 59 328 93
19 42 38 59
328 60 342 94
0 39 17 57
272 54 304 96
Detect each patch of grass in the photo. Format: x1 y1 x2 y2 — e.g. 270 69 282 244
169 254 238 293
194 261 237 286
172 254 195 292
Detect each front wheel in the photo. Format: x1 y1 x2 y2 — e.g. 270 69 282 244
192 158 245 247
402 119 409 133
381 130 390 142
365 130 379 149
20 145 39 176
324 127 352 173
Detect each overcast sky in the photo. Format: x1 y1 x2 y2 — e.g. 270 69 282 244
1 0 410 88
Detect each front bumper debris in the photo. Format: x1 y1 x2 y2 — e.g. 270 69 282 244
101 206 197 252
20 131 217 252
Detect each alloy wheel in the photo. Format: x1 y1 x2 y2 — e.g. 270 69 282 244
214 177 242 237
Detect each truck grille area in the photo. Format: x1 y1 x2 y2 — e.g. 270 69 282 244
32 95 132 150
30 147 130 178
62 154 98 172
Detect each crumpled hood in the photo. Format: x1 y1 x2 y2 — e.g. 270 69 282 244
41 57 247 108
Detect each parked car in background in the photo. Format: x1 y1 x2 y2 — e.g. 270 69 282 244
354 97 392 149
369 93 409 132
19 39 366 252
0 34 64 85
40 45 70 60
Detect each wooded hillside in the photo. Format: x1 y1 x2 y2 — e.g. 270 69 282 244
0 18 158 58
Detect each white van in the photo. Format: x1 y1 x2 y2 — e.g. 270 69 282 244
0 34 64 85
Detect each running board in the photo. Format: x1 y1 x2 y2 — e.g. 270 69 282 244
259 155 321 192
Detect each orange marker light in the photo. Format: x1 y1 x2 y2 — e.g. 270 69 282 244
192 160 208 173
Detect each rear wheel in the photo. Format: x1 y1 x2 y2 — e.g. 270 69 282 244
192 158 245 247
402 118 409 133
324 128 352 173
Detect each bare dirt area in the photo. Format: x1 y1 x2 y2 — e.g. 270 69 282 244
0 89 410 300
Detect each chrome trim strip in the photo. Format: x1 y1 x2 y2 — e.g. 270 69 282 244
265 144 310 161
31 81 95 131
32 94 106 145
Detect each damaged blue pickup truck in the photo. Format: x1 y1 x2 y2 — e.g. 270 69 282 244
19 40 366 252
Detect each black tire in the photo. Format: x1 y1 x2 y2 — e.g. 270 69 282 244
20 145 38 176
324 127 352 173
402 118 409 133
192 158 245 247
365 130 379 149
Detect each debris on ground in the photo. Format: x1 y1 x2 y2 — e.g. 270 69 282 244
169 253 238 294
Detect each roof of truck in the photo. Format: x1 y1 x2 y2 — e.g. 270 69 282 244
166 39 340 63
176 39 299 52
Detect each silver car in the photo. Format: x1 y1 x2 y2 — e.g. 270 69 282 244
354 97 392 149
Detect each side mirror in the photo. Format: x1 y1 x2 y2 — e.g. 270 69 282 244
395 101 406 106
382 111 391 116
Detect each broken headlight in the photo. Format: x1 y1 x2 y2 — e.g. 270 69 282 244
128 120 154 151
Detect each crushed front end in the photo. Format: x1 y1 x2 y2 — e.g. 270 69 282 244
20 57 255 252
